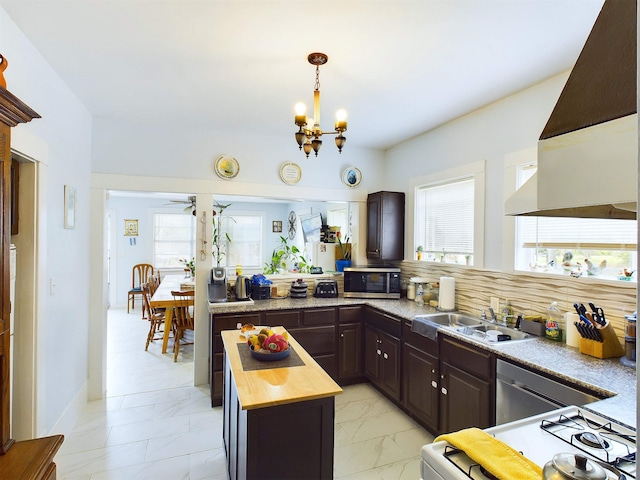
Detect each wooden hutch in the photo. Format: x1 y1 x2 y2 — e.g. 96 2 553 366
0 58 64 478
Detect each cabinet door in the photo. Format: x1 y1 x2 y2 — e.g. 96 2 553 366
366 193 381 259
380 331 401 401
403 343 439 432
364 325 380 381
439 361 492 433
338 323 362 380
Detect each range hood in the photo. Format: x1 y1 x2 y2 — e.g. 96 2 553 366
505 0 637 220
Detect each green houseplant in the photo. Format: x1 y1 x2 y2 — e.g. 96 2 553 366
212 202 233 267
264 236 310 274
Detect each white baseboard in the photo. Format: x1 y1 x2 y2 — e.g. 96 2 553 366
47 380 88 438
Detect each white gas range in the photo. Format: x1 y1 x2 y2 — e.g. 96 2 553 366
421 406 635 480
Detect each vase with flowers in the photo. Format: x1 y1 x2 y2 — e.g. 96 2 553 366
180 257 195 278
335 232 352 272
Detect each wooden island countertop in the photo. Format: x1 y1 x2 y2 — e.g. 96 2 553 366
220 327 342 410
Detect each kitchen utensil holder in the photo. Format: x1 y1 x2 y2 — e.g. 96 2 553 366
579 321 625 359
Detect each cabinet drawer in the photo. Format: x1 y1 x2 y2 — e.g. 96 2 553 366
213 313 263 334
288 325 335 355
364 306 401 337
403 321 438 356
264 309 301 328
440 336 493 381
303 308 336 326
338 305 362 324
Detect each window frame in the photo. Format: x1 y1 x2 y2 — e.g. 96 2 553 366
504 148 637 282
150 208 197 270
409 160 486 267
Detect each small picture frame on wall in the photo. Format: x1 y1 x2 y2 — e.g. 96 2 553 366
64 185 76 229
124 219 139 237
272 220 283 233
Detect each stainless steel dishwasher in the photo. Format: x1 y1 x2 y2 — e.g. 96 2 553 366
496 359 601 425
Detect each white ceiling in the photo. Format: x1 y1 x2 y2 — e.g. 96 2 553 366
1 0 604 151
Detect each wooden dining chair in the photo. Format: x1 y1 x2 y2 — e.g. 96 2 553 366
171 290 195 362
142 282 169 350
128 263 154 317
147 274 160 296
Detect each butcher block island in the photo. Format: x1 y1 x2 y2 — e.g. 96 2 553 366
221 327 343 480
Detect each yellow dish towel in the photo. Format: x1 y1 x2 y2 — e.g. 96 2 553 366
434 427 542 480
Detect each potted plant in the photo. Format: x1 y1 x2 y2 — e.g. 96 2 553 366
336 232 352 272
416 245 424 261
264 236 311 274
212 201 233 267
180 257 195 277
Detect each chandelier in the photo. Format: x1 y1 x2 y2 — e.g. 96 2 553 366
294 53 347 158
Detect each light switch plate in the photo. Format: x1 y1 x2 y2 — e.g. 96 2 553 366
490 296 500 312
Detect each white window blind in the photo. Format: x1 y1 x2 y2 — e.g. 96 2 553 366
416 178 474 255
222 214 263 268
514 164 636 278
153 213 196 268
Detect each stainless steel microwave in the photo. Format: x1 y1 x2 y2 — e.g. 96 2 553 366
343 267 401 299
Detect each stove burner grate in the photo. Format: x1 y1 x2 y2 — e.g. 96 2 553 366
443 444 522 479
540 410 636 478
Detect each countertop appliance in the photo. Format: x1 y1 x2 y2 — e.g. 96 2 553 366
313 279 338 298
208 267 228 303
421 405 636 479
495 359 600 425
343 266 401 299
235 275 251 300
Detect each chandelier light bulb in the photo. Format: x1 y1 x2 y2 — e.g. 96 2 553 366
335 109 347 121
295 103 306 115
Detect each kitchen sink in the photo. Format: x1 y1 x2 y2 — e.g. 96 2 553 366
450 323 534 344
414 312 483 328
413 312 535 344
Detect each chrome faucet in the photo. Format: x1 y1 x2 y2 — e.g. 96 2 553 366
487 307 498 323
478 308 487 320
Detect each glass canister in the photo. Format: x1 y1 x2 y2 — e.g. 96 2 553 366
624 313 636 362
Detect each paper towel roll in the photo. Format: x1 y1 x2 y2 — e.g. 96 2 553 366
565 312 581 348
439 276 455 311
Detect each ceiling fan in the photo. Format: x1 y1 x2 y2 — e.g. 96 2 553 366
165 195 196 215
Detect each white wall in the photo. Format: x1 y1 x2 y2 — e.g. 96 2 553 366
384 73 571 270
1 8 93 436
92 117 385 191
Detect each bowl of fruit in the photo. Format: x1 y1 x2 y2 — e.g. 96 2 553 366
247 328 291 361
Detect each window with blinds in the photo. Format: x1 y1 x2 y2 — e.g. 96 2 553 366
415 178 475 264
153 213 196 268
514 165 637 281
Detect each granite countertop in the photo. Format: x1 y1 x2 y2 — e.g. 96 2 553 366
210 296 637 428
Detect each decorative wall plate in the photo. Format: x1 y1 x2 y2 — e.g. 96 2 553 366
288 211 297 240
214 154 240 179
280 162 302 185
341 166 362 188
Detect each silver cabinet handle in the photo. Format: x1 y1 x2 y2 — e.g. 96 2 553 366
431 381 438 389
441 387 448 395
383 353 388 359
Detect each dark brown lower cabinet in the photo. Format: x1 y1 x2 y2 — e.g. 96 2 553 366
338 322 363 382
402 342 439 432
223 354 335 480
438 336 495 433
364 324 401 401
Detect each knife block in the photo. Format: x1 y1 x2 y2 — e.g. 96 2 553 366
579 322 625 359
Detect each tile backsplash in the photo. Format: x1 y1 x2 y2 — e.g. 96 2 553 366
400 261 636 343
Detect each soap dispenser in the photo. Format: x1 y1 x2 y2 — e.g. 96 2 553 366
502 300 514 326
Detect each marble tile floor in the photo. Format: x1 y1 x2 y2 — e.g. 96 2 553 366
55 308 434 479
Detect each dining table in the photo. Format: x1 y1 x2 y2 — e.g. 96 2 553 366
149 274 195 354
